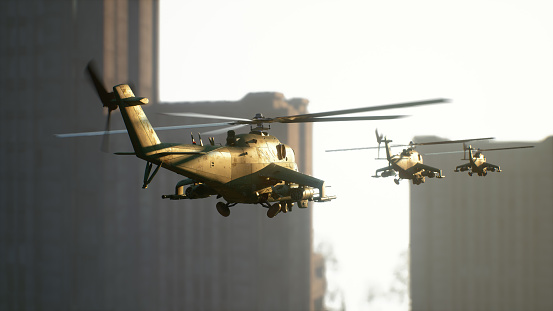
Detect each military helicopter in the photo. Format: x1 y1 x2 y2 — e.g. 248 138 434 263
327 130 492 185
57 62 448 217
453 143 534 176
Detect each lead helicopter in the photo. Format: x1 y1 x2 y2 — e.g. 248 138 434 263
453 143 534 176
57 62 448 217
327 130 492 185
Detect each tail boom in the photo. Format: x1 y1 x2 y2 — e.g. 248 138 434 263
114 84 161 156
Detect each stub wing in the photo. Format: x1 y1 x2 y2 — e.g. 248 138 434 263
259 163 335 201
410 163 445 178
482 162 501 171
373 165 396 178
454 162 471 172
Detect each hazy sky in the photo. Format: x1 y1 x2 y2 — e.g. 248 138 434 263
160 1 553 309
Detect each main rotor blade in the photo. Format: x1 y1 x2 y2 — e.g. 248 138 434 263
326 137 494 152
56 129 128 138
425 145 535 155
424 150 465 156
326 146 381 152
161 112 250 122
55 122 234 138
412 137 494 146
277 115 406 123
274 98 449 122
326 142 415 152
478 145 534 152
201 124 249 135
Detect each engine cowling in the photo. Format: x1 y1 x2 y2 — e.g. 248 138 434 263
290 188 315 201
381 170 396 178
185 184 217 199
422 171 436 178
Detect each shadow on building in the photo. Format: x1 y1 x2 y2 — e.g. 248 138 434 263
409 136 553 311
1 1 325 310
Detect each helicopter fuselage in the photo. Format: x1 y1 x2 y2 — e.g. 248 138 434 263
140 132 298 203
455 148 500 176
390 149 423 175
374 139 444 184
71 63 448 217
470 151 487 168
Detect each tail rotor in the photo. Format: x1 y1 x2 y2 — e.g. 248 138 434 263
375 129 384 158
86 61 116 110
86 61 117 152
462 143 473 160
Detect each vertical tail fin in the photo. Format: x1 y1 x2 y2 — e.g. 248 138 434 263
467 146 474 162
113 84 161 155
375 129 383 158
384 138 393 162
375 129 393 162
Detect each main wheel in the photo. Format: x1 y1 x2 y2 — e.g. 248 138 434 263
267 203 281 218
216 202 230 217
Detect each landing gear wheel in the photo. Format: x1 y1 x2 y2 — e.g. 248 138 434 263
267 203 282 218
394 179 400 185
468 172 473 176
216 202 230 217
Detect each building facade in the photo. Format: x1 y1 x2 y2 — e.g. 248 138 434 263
410 137 553 311
152 93 316 311
1 1 321 310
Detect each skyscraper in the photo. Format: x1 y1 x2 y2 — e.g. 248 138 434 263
1 1 321 310
410 136 553 311
1 1 158 309
151 93 316 311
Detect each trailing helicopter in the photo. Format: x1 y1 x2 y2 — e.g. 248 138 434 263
57 62 448 217
327 130 492 185
453 143 534 176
